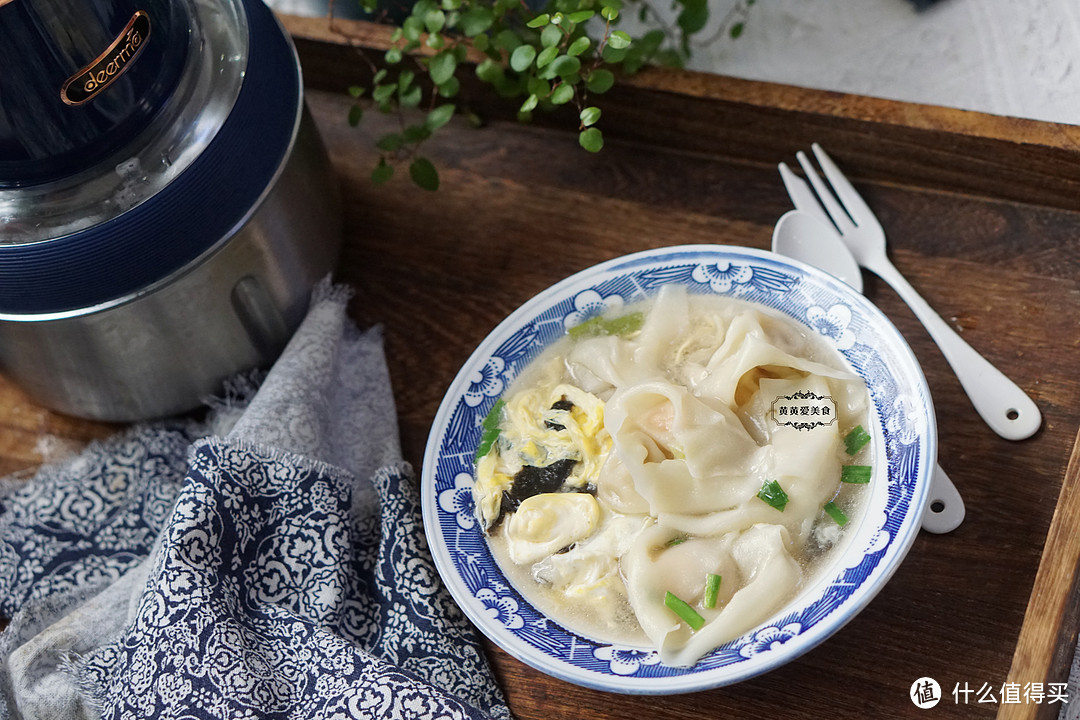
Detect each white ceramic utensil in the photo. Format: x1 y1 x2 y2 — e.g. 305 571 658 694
773 209 965 534
779 144 1041 442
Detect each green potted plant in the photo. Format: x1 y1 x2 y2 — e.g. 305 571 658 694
336 0 756 189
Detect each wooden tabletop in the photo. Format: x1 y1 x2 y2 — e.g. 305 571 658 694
4 14 1080 719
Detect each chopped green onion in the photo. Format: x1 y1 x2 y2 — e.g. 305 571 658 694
664 591 705 631
757 479 789 511
603 312 644 337
703 573 722 609
474 398 506 462
841 465 872 484
666 536 688 547
567 311 645 339
567 315 604 339
844 425 872 455
824 501 848 526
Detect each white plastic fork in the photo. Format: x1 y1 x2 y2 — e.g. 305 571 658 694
779 143 1041 441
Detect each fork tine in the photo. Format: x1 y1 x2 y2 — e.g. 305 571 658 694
795 151 856 235
778 162 834 230
811 143 880 230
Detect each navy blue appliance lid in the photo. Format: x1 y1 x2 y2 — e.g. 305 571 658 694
0 0 300 315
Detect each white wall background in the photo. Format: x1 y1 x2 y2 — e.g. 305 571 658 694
680 0 1080 126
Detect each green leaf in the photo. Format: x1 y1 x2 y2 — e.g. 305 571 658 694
441 0 461 9
460 7 494 35
520 93 539 112
376 133 404 151
550 82 574 104
536 45 558 69
424 8 446 33
550 54 581 78
385 47 403 64
601 43 627 63
586 68 615 93
372 69 388 84
607 30 632 49
409 157 440 191
413 0 438 16
425 103 456 130
729 21 745 39
425 32 445 49
402 16 424 41
567 9 595 22
578 126 604 152
464 110 483 128
372 159 394 185
398 70 415 92
639 29 665 55
475 58 504 84
655 48 686 68
541 23 563 48
526 12 550 27
347 104 363 127
527 76 551 97
429 51 458 85
372 83 397 103
472 33 490 52
677 0 708 34
600 5 619 20
579 106 601 126
567 36 591 56
347 85 365 98
510 45 537 72
492 29 521 52
402 124 432 143
622 29 664 73
437 76 461 98
398 83 422 108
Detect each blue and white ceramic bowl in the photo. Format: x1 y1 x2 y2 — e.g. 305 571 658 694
421 245 935 694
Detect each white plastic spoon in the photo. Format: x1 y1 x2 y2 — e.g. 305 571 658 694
772 210 965 534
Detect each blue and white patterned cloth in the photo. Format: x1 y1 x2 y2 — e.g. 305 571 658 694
0 279 511 720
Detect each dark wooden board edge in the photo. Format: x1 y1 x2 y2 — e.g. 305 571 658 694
1000 424 1080 720
282 14 1080 213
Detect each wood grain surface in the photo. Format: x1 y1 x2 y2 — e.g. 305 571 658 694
2 15 1079 719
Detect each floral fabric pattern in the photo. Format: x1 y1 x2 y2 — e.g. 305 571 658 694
0 422 207 619
79 440 505 720
0 279 511 720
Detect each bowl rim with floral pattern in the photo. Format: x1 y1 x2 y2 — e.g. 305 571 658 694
421 244 935 694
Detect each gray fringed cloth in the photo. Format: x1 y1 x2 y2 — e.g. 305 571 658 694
0 279 512 720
